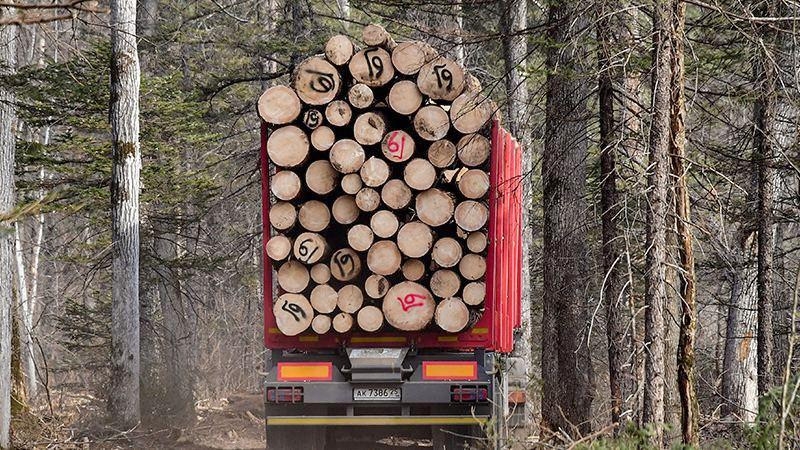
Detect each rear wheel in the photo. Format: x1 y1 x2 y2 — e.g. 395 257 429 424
431 424 483 449
266 425 326 450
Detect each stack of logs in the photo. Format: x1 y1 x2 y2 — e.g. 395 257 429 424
260 24 495 337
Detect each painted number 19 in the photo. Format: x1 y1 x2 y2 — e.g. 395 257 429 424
387 131 406 160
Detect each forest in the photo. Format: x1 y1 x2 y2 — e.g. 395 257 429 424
0 0 798 449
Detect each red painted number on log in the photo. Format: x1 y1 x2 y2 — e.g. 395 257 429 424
387 131 405 160
397 293 426 312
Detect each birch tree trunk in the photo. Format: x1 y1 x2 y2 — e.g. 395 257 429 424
643 0 672 444
500 0 532 431
0 7 17 448
542 0 593 436
109 0 142 428
13 225 36 399
722 260 758 422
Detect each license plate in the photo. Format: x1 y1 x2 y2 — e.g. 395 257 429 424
353 387 401 401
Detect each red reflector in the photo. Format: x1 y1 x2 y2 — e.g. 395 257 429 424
450 386 489 402
266 387 304 403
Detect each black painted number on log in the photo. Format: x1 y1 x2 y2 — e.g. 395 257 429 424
298 238 319 262
433 64 453 90
333 251 354 277
282 299 307 322
307 70 335 93
364 48 384 79
304 110 322 129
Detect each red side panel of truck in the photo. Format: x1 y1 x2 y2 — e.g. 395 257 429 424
261 120 522 351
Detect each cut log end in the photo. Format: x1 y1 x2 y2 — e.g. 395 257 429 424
367 240 402 276
415 188 455 227
450 92 495 134
310 284 338 314
381 179 413 210
310 263 331 284
360 156 390 187
325 100 353 127
403 158 436 191
332 195 360 224
354 113 387 146
330 139 366 174
462 281 486 306
293 56 342 105
457 134 491 167
293 232 328 264
266 234 292 262
357 305 384 332
430 269 460 299
370 210 400 238
388 80 423 115
401 259 425 281
341 173 364 195
457 169 490 199
325 34 355 66
311 126 336 151
454 201 489 232
381 130 416 163
465 232 487 253
356 187 381 212
347 224 375 252
431 237 463 268
277 260 310 293
332 312 354 333
365 274 391 299
337 285 364 313
382 281 436 331
413 106 450 142
305 160 338 195
298 200 331 232
311 314 332 334
392 41 436 76
268 126 309 168
427 139 457 168
397 221 434 258
416 57 465 101
330 248 363 281
458 253 486 281
348 83 375 109
434 297 469 333
274 293 314 336
349 47 395 87
269 202 297 231
258 85 301 125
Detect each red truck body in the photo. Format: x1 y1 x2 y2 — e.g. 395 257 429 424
260 120 523 352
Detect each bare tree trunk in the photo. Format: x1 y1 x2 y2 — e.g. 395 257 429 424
643 0 672 445
722 258 758 422
451 1 464 65
754 3 777 394
109 0 142 428
500 0 532 431
597 0 636 430
669 1 698 443
156 233 196 421
13 225 35 399
541 0 593 437
137 0 157 38
0 7 17 447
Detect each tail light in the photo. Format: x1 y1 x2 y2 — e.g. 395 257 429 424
450 386 488 403
266 386 304 403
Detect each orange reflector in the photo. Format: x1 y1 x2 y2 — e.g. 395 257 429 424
422 361 478 381
277 362 333 381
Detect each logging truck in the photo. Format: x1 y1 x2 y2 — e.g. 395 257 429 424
259 25 525 449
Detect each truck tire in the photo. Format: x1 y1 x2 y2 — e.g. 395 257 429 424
431 424 482 450
267 425 326 450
